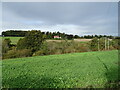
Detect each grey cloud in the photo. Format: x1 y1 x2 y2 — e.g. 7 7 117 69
3 2 117 24
2 2 118 36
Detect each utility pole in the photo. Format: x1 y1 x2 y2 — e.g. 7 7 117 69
108 38 109 50
98 38 100 51
105 37 107 50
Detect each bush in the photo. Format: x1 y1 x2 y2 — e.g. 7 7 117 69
17 38 27 50
33 41 50 56
99 37 106 50
111 39 119 50
3 49 32 59
90 38 98 51
44 40 90 55
2 38 11 53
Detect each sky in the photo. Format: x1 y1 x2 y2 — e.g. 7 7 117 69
1 2 118 36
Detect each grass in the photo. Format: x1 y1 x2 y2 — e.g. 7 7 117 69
2 50 119 88
2 37 23 44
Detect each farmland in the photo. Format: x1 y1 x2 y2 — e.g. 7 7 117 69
46 39 92 43
1 37 91 44
2 50 119 88
2 37 23 44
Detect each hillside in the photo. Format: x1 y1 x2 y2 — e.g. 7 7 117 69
2 50 118 88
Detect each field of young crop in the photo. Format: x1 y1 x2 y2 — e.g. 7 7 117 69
2 50 119 88
2 37 23 44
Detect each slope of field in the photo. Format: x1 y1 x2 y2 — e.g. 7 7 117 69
2 50 118 88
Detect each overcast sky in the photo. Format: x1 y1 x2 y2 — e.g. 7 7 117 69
2 2 118 36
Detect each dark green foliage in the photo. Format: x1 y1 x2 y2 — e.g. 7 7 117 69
46 31 53 39
16 38 27 50
84 35 93 39
83 35 114 39
74 35 80 38
33 42 49 56
90 38 98 51
111 39 120 50
2 30 46 59
2 30 28 37
2 30 116 39
17 30 45 52
66 35 74 40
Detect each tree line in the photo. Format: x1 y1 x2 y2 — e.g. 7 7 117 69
2 30 115 39
2 30 119 59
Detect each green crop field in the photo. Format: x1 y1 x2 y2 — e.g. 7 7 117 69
2 50 119 88
2 37 23 44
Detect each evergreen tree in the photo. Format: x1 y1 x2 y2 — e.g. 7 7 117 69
17 30 46 52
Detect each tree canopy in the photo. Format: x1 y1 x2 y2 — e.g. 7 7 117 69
17 30 46 52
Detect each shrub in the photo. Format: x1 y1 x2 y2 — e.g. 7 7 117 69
45 40 90 55
16 38 27 50
46 41 60 54
90 38 98 51
2 38 11 53
111 39 119 50
33 41 50 56
3 50 16 59
99 37 106 50
3 49 32 59
40 41 50 55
